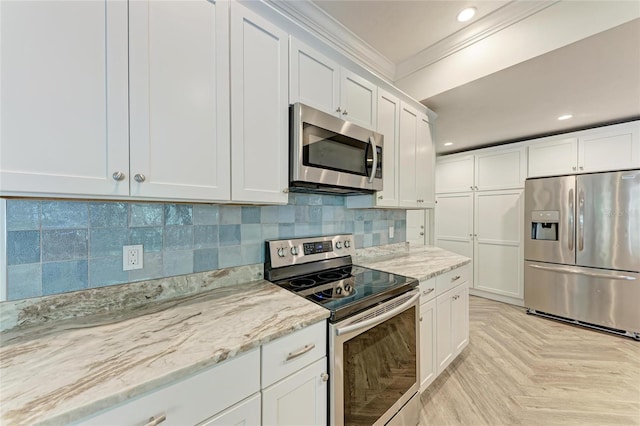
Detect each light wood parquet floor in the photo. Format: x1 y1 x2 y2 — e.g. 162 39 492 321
419 296 640 426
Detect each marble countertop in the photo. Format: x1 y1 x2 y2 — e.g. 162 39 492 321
0 280 329 425
354 245 471 282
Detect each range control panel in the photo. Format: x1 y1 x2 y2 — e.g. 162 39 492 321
267 234 355 268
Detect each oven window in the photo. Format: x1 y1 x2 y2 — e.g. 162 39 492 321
303 124 371 176
343 306 417 425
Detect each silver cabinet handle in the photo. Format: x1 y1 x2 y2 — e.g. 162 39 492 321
321 372 329 382
451 275 461 282
342 110 348 115
422 288 434 296
378 195 383 199
528 264 636 281
419 232 425 236
579 166 584 171
134 173 146 183
368 136 377 184
286 344 315 361
568 188 574 252
335 107 341 113
578 189 584 252
572 166 577 171
112 171 125 181
145 414 166 426
470 186 474 190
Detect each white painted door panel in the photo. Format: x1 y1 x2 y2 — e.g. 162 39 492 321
416 114 434 207
436 291 453 375
434 193 473 256
129 0 230 201
419 298 436 391
451 283 469 354
375 89 400 206
579 122 640 173
527 137 578 177
398 103 418 207
200 393 261 426
340 69 377 130
407 210 426 246
435 156 474 193
475 147 526 190
231 3 288 204
0 0 129 197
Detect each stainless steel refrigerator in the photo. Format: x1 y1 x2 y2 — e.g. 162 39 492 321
524 170 640 340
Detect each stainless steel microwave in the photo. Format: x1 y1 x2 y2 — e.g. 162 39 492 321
290 103 383 194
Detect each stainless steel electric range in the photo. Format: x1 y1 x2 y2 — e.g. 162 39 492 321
264 234 420 426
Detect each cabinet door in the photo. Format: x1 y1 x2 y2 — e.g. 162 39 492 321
435 292 453 375
129 0 230 201
200 393 261 426
230 3 288 204
416 114 435 207
289 38 340 115
475 147 526 190
527 137 578 177
340 68 377 130
398 103 419 207
578 122 640 173
0 0 129 197
451 283 469 354
474 190 523 299
375 89 401 206
262 357 328 426
420 298 437 391
435 156 474 193
407 210 426 246
434 193 474 279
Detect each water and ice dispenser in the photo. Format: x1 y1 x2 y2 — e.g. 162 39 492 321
531 211 559 241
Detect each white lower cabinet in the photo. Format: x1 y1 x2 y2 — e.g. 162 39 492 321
262 357 328 426
200 393 261 426
419 279 436 391
436 280 469 376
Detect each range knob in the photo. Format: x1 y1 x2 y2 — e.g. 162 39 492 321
290 246 299 256
344 240 351 248
335 241 342 249
277 248 286 257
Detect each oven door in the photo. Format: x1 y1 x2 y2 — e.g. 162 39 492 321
291 103 383 192
329 290 420 426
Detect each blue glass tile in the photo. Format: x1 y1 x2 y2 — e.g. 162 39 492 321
193 205 219 225
7 231 40 265
364 221 373 233
261 224 279 241
194 248 218 272
394 210 406 220
294 194 311 205
90 228 128 258
395 228 406 243
261 206 279 224
333 196 345 206
334 208 346 221
242 244 262 265
163 250 194 276
7 264 42 300
322 222 335 235
372 233 381 246
241 224 262 244
353 210 365 221
363 210 375 221
89 257 128 288
164 226 194 250
89 202 127 228
218 245 242 268
219 206 241 225
308 223 322 236
130 203 163 227
6 200 40 231
241 206 261 224
308 206 322 222
219 224 241 246
295 223 313 237
395 220 406 232
333 221 347 233
321 195 336 205
308 195 323 205
363 234 373 248
129 227 163 252
165 204 193 226
41 201 88 229
287 193 298 204
42 260 88 295
322 206 335 221
343 221 355 233
373 210 384 220
378 232 389 246
42 229 88 262
354 234 364 248
194 225 218 249
343 209 355 222
128 253 163 282
278 223 295 239
295 206 308 223
278 206 295 223
374 220 387 231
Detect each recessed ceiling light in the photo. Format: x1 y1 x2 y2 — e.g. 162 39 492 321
557 114 573 121
444 142 453 146
457 7 477 23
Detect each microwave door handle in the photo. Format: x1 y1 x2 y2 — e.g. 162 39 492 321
368 136 377 184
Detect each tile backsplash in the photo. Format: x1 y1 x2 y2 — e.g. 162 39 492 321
3 194 406 300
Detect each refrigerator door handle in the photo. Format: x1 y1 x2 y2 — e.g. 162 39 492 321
528 264 637 281
578 189 585 252
568 188 574 251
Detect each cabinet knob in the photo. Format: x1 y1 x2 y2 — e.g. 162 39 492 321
419 232 425 236
321 373 329 382
112 171 125 181
474 233 478 237
469 233 473 237
134 173 146 183
145 414 167 426
420 316 423 322
579 166 584 171
470 186 474 190
572 166 577 171
283 188 289 193
335 107 341 113
378 195 383 199
342 110 348 115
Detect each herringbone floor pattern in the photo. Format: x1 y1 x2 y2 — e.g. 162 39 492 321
419 296 640 425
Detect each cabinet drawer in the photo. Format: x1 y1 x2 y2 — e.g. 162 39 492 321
419 277 436 302
261 321 327 388
79 349 260 426
436 264 471 295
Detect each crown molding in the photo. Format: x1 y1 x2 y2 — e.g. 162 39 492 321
395 0 559 81
264 0 396 81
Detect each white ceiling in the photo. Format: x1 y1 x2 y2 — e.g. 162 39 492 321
307 1 640 154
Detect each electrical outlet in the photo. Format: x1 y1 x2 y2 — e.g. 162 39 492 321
123 244 144 271
389 226 394 239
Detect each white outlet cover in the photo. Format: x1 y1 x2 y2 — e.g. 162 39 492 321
123 244 144 271
389 226 394 239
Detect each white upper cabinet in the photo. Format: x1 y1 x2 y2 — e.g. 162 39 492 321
527 121 640 177
289 38 377 130
0 0 129 197
230 2 289 204
435 156 475 193
399 102 434 208
129 0 230 201
374 89 401 207
416 114 435 207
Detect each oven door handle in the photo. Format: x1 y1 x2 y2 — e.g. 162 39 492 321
335 290 420 336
